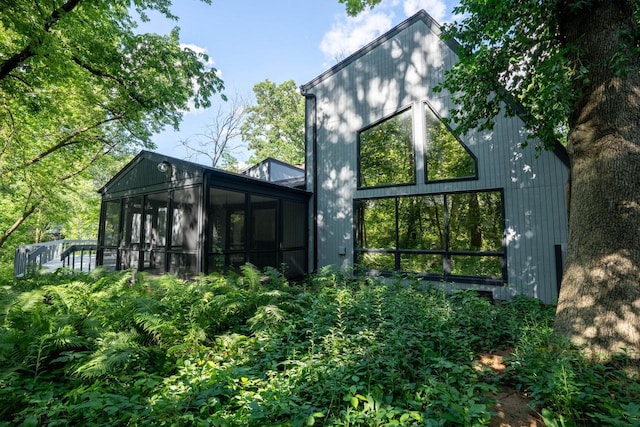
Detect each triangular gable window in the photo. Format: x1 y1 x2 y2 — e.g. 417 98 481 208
424 103 477 182
358 107 415 188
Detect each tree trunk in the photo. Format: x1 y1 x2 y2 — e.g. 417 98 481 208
555 0 640 361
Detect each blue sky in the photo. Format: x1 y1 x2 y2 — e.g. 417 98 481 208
144 0 458 166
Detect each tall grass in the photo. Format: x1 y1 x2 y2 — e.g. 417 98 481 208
0 266 638 426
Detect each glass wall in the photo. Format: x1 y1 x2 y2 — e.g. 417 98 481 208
355 190 505 283
207 187 307 277
101 199 121 270
99 188 200 277
168 187 201 277
142 192 168 275
99 166 308 279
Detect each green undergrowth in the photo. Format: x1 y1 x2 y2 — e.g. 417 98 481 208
0 266 638 426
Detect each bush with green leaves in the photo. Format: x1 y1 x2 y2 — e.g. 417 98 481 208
0 266 638 426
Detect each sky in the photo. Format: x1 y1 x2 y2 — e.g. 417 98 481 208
142 0 459 166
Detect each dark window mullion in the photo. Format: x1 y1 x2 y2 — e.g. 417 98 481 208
443 194 451 275
395 197 400 270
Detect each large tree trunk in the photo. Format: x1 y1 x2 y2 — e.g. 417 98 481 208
555 0 640 360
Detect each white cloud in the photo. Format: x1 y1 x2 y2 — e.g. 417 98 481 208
178 43 220 115
319 0 448 64
180 43 216 69
320 10 393 62
403 0 446 22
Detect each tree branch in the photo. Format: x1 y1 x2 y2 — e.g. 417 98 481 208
70 55 151 108
22 114 125 169
0 190 39 249
0 0 82 80
59 139 117 181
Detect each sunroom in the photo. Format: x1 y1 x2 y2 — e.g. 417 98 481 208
97 151 310 278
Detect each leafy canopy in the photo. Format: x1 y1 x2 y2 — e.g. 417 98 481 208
241 79 305 165
0 0 224 250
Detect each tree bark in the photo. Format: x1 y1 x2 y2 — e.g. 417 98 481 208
555 0 640 360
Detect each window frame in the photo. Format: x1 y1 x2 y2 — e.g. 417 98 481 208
357 105 417 190
354 189 507 285
423 101 479 184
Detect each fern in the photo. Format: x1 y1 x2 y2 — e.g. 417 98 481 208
240 263 261 289
133 312 180 346
248 305 286 332
73 330 147 379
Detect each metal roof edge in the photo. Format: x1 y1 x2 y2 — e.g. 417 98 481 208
99 150 311 196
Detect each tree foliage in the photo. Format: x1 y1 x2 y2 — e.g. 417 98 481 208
241 79 305 165
0 0 224 253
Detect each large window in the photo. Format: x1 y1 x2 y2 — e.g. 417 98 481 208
424 103 477 182
355 190 505 283
358 108 415 188
207 188 307 277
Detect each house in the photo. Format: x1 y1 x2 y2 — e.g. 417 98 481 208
243 157 305 188
300 10 568 304
97 9 568 304
96 151 310 278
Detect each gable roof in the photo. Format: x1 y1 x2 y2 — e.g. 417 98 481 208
301 10 453 93
99 150 310 198
300 9 570 168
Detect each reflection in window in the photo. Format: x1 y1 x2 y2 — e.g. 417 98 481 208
171 187 200 250
398 195 444 250
355 191 504 283
359 108 415 188
355 198 397 249
123 198 143 246
425 104 477 181
103 200 120 247
209 188 246 253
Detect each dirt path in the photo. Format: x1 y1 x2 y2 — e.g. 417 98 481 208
475 350 543 427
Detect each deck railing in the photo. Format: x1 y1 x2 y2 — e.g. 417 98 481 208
14 240 97 277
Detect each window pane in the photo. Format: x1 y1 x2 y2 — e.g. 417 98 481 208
357 252 395 271
207 255 225 274
400 253 444 274
282 200 306 248
425 105 476 181
451 255 503 278
251 195 277 250
103 200 120 247
144 249 165 275
144 193 168 249
209 188 246 252
398 195 444 250
120 249 139 270
282 250 306 277
169 253 197 278
249 251 278 270
171 187 200 251
448 192 503 252
355 198 396 249
101 249 117 270
359 108 415 187
123 197 143 245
